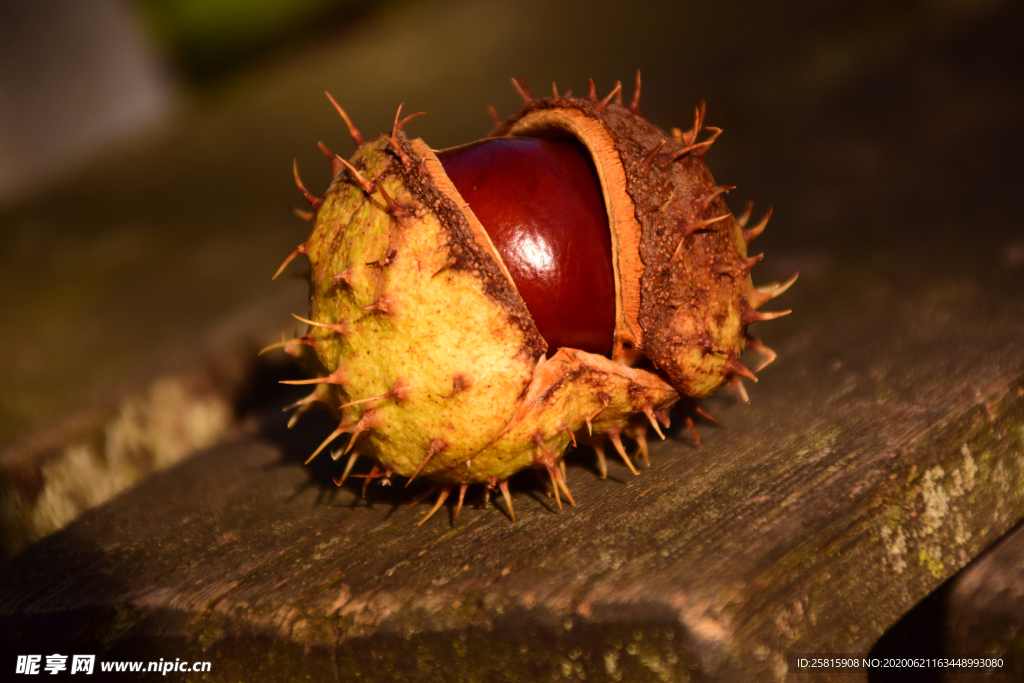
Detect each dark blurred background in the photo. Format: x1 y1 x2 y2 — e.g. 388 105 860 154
1 0 1021 471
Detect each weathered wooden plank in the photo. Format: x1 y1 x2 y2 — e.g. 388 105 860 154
0 289 303 560
1 238 1022 682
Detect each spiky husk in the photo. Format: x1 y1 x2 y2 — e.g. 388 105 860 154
272 79 793 519
496 96 762 397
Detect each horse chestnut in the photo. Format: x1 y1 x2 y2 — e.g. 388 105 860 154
268 75 795 525
436 138 616 357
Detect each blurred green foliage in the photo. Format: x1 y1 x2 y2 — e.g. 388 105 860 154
136 0 368 79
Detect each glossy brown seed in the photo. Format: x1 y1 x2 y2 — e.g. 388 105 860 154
437 137 616 357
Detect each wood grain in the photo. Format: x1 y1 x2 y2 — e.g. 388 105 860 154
1 238 1022 682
